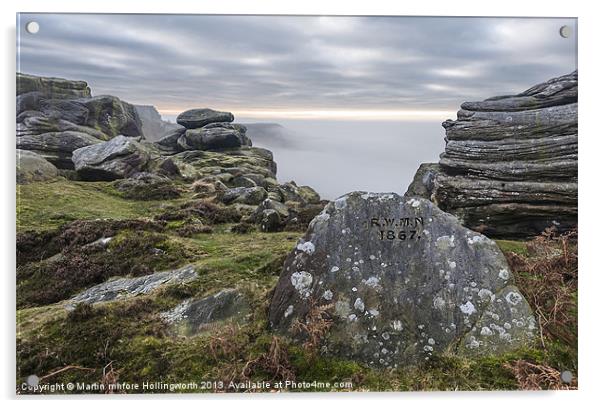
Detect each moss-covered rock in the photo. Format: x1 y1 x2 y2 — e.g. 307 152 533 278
114 172 182 200
17 73 91 99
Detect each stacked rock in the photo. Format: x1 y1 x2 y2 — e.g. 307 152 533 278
156 108 251 152
406 71 577 238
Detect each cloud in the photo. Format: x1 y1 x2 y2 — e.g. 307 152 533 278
17 14 577 116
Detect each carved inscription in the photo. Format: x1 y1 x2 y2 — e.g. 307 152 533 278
369 216 426 241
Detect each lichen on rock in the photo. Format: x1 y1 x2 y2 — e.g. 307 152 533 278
269 192 536 367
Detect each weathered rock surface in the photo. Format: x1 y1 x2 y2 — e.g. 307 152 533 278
16 73 144 157
176 108 234 129
75 95 144 138
269 192 536 366
16 149 59 184
17 73 91 99
155 127 186 152
221 186 268 205
161 289 250 336
169 147 278 181
68 265 198 307
16 131 101 169
114 172 181 200
407 72 577 238
72 135 151 180
405 163 441 200
179 125 246 151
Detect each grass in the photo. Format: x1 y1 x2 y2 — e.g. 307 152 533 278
16 180 189 232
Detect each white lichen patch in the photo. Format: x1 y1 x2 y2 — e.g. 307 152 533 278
290 271 313 298
478 288 494 301
436 235 456 250
369 254 377 260
498 268 510 280
447 260 457 269
459 301 477 315
363 276 380 288
368 308 380 317
334 196 347 210
330 266 340 273
466 336 480 349
406 198 421 208
284 305 294 318
427 338 436 345
323 290 333 301
296 241 315 255
433 296 446 311
391 320 403 331
335 300 351 318
480 327 493 336
467 235 487 245
354 298 365 312
505 291 523 306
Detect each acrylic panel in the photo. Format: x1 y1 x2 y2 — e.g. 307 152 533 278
16 14 578 394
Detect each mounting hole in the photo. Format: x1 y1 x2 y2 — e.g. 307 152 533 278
559 25 572 38
560 370 573 384
25 21 39 34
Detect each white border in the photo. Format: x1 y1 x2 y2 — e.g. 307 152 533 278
2 1 600 407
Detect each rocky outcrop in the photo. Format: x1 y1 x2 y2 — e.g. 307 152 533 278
16 73 144 169
269 192 536 366
15 73 324 232
16 149 59 184
406 72 577 238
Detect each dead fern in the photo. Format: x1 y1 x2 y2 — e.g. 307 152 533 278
291 299 334 354
241 336 296 383
101 361 123 394
504 360 577 390
505 228 577 346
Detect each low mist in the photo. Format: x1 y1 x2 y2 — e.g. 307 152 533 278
243 119 446 200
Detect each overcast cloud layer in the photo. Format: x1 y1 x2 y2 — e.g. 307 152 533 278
17 14 577 117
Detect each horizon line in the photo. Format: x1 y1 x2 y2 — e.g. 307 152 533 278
157 108 457 121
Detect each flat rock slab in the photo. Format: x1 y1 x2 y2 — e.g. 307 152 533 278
67 265 197 308
269 192 536 367
161 289 251 336
176 108 234 129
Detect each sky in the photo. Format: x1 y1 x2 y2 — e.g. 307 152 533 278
17 14 577 120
